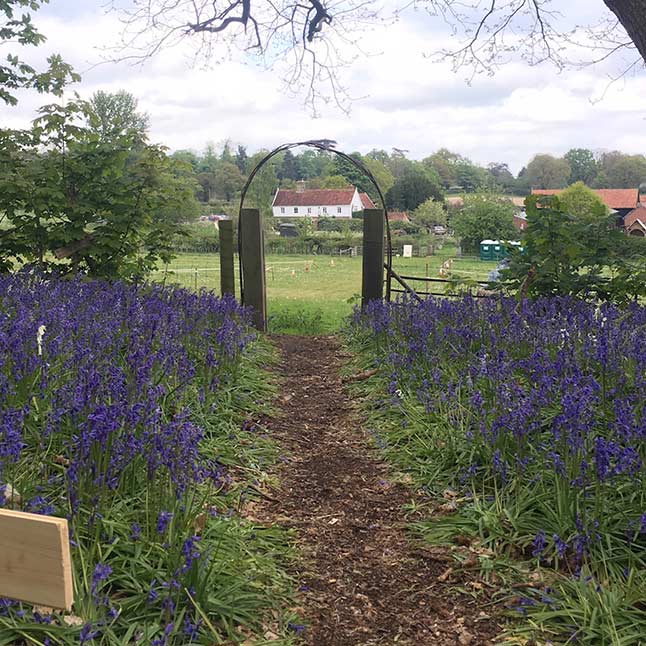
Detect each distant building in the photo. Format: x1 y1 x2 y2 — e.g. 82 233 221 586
513 213 528 231
624 203 646 237
387 211 410 223
272 185 375 218
531 188 640 225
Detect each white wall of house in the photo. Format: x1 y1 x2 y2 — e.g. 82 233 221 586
272 188 366 218
350 189 363 212
272 204 353 218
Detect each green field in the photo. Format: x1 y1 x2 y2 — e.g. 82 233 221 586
152 249 499 333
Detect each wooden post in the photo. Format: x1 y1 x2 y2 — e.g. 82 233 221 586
219 219 235 297
240 208 267 331
362 209 385 309
0 510 73 610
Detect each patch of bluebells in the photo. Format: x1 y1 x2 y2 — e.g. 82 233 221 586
352 296 646 569
0 272 253 641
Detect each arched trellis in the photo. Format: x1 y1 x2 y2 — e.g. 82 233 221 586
237 140 393 306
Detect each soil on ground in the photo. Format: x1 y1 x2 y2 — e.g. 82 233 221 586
259 334 501 646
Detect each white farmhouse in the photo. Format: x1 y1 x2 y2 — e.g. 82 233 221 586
272 185 376 218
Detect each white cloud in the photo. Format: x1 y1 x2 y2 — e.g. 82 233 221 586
1 0 645 173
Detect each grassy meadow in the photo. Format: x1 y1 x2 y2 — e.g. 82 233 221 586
152 247 499 333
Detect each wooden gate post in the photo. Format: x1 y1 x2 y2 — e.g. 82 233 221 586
362 208 385 309
240 208 267 331
218 219 235 297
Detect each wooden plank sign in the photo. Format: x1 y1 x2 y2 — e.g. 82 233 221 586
0 509 73 610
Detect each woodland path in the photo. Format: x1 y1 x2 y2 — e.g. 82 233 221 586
260 335 501 646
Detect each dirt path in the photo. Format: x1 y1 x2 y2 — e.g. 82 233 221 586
262 335 500 646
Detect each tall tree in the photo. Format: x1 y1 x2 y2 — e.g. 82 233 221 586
455 161 489 192
564 148 598 185
385 163 443 211
220 139 235 164
452 193 516 251
244 150 279 216
295 150 320 179
487 162 516 192
595 151 646 188
88 90 149 141
234 144 248 173
171 149 200 171
333 152 386 197
423 149 463 188
200 143 219 173
526 154 571 189
363 157 394 200
213 161 244 200
279 150 299 181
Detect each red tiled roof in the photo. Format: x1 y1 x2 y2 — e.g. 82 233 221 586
360 192 376 209
531 188 638 210
387 211 409 222
273 188 355 207
624 204 646 228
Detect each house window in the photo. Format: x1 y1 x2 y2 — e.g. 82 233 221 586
307 207 312 214
294 207 299 214
280 207 285 213
322 207 327 214
337 207 342 214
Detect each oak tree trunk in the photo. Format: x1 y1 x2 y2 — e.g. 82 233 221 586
603 0 646 63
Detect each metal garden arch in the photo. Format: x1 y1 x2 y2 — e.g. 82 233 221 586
236 140 396 329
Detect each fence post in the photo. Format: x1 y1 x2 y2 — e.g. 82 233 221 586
240 208 267 331
219 219 235 297
362 208 385 310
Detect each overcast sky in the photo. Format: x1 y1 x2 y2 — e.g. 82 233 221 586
2 0 646 172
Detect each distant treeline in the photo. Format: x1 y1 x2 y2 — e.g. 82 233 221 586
172 143 646 220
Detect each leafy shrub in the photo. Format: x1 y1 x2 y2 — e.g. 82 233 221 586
500 195 646 303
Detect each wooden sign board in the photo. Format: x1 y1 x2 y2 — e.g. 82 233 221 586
0 509 73 610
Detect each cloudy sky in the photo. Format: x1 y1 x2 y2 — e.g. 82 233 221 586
2 0 646 172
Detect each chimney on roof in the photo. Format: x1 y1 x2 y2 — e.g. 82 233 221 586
296 180 306 193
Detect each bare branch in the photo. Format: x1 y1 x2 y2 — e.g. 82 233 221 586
102 0 646 112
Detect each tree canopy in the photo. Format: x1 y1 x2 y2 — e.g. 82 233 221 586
1 0 78 105
88 90 150 141
525 154 571 190
558 182 609 220
385 163 443 212
451 193 516 251
0 98 199 277
499 195 646 303
411 198 447 230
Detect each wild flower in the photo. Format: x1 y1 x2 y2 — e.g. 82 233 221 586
91 563 112 600
0 273 266 643
351 295 646 566
156 511 173 535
